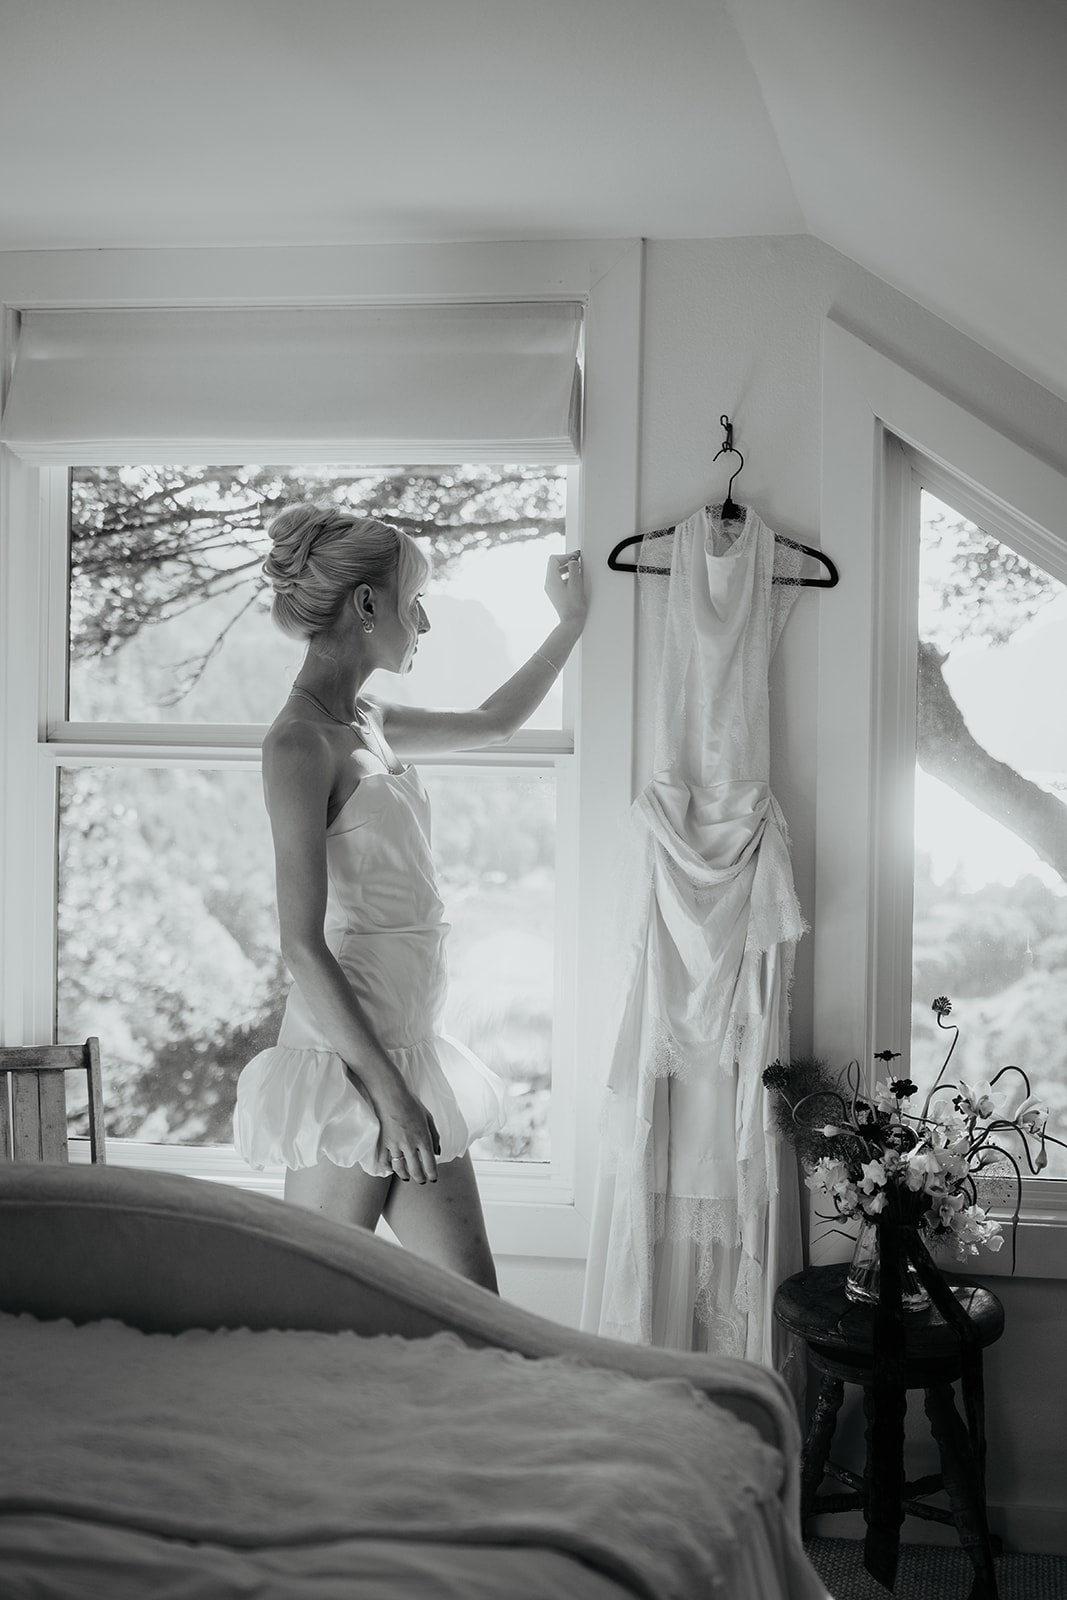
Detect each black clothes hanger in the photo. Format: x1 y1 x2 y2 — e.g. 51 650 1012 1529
606 415 840 589
716 413 745 523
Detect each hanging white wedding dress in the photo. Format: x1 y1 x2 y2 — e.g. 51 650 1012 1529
582 504 805 1364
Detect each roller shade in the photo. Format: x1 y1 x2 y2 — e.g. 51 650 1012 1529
0 302 583 465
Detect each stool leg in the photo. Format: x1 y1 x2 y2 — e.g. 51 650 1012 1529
923 1383 1000 1600
800 1374 845 1521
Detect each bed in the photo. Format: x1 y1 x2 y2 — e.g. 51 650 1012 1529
0 1163 828 1599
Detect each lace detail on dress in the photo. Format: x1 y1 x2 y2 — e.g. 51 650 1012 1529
658 1193 738 1248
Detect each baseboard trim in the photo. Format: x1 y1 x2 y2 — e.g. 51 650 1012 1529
809 1504 1067 1557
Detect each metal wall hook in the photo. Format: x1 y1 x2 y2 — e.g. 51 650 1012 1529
713 415 744 520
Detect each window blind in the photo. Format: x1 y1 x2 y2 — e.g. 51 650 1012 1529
0 302 583 465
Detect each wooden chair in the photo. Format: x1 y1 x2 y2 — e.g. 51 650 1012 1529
0 1039 106 1163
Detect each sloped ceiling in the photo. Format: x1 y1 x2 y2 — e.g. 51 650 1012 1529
725 0 1067 402
2 0 1066 392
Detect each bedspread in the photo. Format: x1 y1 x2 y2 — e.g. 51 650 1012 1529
0 1311 824 1600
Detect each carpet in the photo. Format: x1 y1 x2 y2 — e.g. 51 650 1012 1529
804 1536 1067 1599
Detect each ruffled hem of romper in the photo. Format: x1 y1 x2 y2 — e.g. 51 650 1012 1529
233 1033 507 1173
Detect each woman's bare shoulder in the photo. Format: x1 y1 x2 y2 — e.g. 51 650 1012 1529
262 707 337 794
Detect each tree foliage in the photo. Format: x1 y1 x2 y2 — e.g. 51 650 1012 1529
916 506 1067 876
70 464 566 677
919 503 1055 651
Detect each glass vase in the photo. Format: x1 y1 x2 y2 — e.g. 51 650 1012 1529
845 1218 931 1312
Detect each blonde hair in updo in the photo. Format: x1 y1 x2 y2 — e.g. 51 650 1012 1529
263 503 430 641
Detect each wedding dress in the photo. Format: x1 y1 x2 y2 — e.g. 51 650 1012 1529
582 504 805 1362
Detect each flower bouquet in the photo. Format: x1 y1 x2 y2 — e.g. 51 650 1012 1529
762 996 1063 1309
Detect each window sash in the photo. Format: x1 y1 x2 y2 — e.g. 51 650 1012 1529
41 466 579 1206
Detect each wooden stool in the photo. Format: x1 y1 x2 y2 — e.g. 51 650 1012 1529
775 1263 1004 1600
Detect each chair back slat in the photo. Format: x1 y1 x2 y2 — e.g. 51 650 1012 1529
0 1073 11 1161
37 1071 70 1163
11 1074 45 1161
0 1040 105 1164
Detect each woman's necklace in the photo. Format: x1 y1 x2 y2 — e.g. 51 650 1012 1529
288 686 355 725
289 686 403 774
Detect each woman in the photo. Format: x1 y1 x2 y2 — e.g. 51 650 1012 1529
234 504 586 1292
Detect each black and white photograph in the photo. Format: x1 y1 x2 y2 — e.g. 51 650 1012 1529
2 5 1067 1596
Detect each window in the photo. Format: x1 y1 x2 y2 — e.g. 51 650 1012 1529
816 319 1067 1269
55 463 570 1170
910 486 1067 1176
0 240 644 1255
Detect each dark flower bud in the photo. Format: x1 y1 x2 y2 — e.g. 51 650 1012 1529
762 1061 791 1091
873 1048 902 1061
932 996 953 1015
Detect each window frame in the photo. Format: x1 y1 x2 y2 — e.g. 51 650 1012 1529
48 462 577 1192
816 317 1067 1277
0 240 644 1260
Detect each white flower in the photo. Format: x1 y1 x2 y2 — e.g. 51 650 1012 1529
819 1125 841 1138
902 1145 941 1190
805 1156 849 1194
955 1079 1010 1120
904 1139 971 1197
858 1158 887 1195
860 1190 888 1216
941 1107 971 1134
940 1146 971 1182
928 1197 1004 1258
1014 1095 1048 1136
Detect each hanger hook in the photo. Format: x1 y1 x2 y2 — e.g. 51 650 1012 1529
713 413 742 469
712 414 744 508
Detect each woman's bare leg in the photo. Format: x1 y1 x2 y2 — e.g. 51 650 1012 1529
384 1151 498 1292
284 1156 393 1231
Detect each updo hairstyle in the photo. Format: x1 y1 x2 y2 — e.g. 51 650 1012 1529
263 503 430 642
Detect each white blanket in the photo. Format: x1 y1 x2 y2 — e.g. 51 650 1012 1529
0 1313 824 1600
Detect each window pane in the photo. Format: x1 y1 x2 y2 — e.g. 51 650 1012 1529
68 465 567 726
57 765 282 1145
420 769 555 1163
912 490 1067 1175
57 764 554 1161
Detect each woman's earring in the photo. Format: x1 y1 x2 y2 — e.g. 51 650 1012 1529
362 619 374 634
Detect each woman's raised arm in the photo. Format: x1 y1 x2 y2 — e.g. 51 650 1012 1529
380 551 587 757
